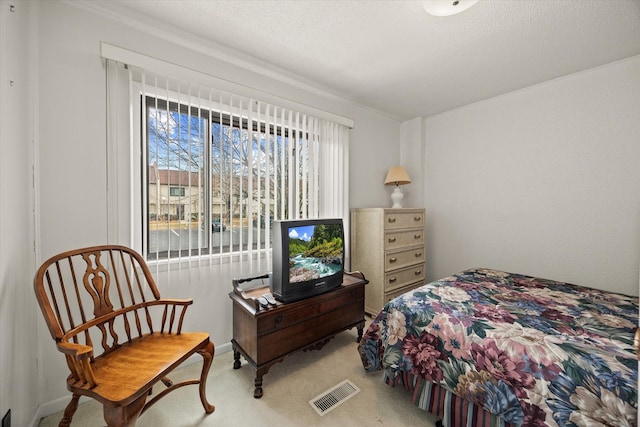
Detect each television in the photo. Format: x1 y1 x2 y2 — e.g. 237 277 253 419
270 218 345 303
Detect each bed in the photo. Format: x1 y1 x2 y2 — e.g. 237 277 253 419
358 268 638 427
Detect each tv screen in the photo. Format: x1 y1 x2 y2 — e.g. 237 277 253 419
287 223 343 283
270 218 344 302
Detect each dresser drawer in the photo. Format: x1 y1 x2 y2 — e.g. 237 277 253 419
257 299 363 364
384 246 425 272
384 210 424 230
384 228 424 251
384 264 425 292
256 285 363 335
385 282 425 304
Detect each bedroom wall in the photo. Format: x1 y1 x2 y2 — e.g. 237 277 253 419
400 117 425 209
24 0 639 422
423 55 640 296
32 0 400 421
0 1 39 426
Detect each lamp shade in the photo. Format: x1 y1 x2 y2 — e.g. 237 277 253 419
384 166 412 186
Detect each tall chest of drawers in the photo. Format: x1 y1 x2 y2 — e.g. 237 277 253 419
350 208 426 315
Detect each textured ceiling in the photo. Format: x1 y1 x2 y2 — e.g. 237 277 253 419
90 0 640 121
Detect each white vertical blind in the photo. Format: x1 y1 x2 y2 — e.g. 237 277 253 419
104 50 351 282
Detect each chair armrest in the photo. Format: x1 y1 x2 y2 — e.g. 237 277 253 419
57 341 93 359
63 299 195 339
154 299 194 333
57 341 97 387
156 298 193 306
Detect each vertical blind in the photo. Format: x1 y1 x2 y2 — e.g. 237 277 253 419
104 47 351 278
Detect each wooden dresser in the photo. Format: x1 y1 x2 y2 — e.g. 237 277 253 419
229 272 368 398
351 208 426 315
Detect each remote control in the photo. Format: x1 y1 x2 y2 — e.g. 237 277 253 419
262 293 277 306
257 296 269 308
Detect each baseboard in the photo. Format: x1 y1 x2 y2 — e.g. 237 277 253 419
31 394 88 427
216 341 232 355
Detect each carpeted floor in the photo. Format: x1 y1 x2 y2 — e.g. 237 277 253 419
38 326 439 426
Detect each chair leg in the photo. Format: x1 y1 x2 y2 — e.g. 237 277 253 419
58 394 80 427
102 394 147 427
197 340 215 414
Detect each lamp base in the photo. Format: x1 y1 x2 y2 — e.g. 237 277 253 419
390 186 404 208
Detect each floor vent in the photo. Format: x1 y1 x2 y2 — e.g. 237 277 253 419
309 379 360 416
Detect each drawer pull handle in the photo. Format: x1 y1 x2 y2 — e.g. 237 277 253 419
414 234 421 239
415 270 422 276
414 216 421 221
389 277 397 283
389 257 397 263
415 252 422 257
275 315 283 324
388 217 396 223
388 237 396 243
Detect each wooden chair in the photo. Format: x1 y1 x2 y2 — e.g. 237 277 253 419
34 245 215 426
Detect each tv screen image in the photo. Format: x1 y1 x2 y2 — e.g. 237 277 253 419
270 218 345 302
287 224 343 283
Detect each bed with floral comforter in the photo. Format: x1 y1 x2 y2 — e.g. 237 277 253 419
358 268 638 427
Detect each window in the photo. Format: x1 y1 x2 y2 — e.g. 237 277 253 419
169 187 186 197
102 48 351 269
145 95 320 260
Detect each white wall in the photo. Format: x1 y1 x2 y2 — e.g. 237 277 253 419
350 110 403 208
400 117 424 209
423 56 640 296
0 0 39 426
32 0 399 421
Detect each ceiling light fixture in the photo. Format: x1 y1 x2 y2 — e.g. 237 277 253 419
423 0 480 17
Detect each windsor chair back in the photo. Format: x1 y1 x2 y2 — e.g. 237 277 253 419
34 245 215 427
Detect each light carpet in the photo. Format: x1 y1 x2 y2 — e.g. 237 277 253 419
38 326 439 426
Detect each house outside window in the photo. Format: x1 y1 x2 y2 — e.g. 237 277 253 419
145 96 310 260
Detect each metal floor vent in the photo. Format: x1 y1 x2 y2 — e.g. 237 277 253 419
309 379 360 416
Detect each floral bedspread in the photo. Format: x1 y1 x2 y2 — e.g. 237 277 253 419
358 268 638 427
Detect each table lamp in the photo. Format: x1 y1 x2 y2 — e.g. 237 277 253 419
384 166 412 208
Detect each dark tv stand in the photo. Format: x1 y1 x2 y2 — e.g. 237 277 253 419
229 272 368 398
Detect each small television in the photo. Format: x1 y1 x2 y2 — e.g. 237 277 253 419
270 218 345 303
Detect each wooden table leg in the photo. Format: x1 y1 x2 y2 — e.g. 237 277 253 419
253 375 263 398
233 348 242 369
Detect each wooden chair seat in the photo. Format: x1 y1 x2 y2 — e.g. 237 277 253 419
34 245 215 427
71 331 210 405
